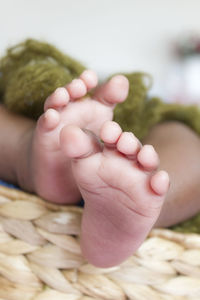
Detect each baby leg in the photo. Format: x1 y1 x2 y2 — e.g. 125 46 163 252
143 121 200 227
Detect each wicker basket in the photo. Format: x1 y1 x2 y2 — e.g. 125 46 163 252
0 185 200 300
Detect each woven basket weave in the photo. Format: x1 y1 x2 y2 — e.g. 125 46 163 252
0 186 200 300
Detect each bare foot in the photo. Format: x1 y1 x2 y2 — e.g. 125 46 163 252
60 121 170 267
19 70 129 204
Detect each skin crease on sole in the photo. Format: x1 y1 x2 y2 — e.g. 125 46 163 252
60 121 169 267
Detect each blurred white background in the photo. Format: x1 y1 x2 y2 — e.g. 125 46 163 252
1 0 200 97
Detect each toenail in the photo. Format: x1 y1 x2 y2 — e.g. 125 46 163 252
72 79 84 86
80 70 98 87
54 87 69 98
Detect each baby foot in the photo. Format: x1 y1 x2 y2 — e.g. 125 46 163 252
60 121 170 267
22 70 129 204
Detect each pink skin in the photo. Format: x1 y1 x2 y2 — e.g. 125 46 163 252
21 69 169 267
60 121 169 267
28 70 129 204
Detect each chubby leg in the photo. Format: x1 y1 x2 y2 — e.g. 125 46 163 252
0 104 35 186
143 121 200 227
60 121 169 267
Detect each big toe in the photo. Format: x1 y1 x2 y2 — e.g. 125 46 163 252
60 125 101 159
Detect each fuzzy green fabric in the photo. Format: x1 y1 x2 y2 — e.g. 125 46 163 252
0 39 85 119
114 73 200 140
0 39 200 233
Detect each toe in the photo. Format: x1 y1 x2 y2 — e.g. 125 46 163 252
38 108 60 131
93 75 129 105
100 121 122 145
137 145 160 171
117 131 141 157
150 170 170 195
66 79 87 99
44 87 70 112
60 125 101 158
80 70 98 90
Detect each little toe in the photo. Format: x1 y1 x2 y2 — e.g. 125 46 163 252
60 125 101 159
150 170 170 195
44 87 70 112
38 108 60 132
117 131 141 157
80 70 98 90
66 79 87 99
93 75 129 105
137 145 160 171
100 121 122 145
